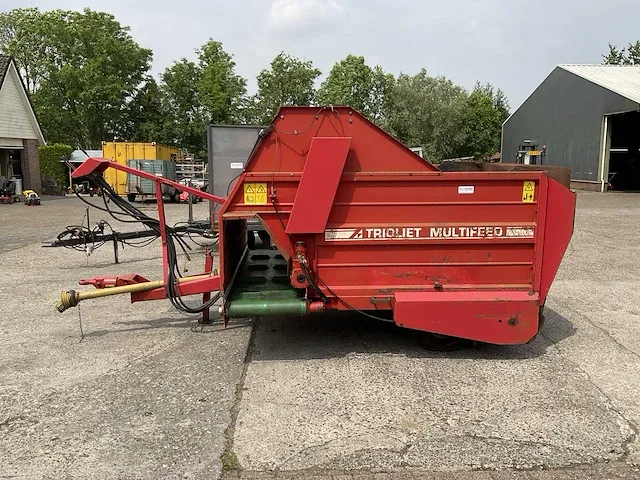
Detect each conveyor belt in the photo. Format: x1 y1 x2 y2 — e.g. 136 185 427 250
226 248 307 318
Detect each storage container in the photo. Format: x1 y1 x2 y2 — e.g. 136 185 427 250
101 142 181 195
126 159 178 201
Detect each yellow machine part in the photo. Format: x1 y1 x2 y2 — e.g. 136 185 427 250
101 142 181 195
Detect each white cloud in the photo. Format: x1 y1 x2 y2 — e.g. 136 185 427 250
267 0 345 31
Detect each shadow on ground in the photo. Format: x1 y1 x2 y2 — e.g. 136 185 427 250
83 316 251 338
249 307 576 362
80 306 576 361
55 255 165 270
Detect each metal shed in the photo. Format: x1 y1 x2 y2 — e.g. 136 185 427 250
502 65 640 191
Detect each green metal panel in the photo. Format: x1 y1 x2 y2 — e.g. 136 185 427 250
225 248 307 318
226 291 307 318
126 159 177 195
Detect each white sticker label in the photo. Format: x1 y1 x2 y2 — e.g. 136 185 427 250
458 185 475 194
230 162 244 169
505 227 535 238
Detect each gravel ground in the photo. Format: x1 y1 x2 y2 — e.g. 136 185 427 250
1 192 640 480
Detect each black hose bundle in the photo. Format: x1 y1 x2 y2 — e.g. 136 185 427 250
56 220 119 253
77 175 220 314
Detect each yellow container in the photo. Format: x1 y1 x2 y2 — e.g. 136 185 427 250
101 142 181 195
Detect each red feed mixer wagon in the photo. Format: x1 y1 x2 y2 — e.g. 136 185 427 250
57 106 576 346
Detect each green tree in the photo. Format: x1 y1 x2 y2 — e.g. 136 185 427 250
386 69 467 161
317 54 394 121
124 77 167 142
317 54 372 112
459 83 510 159
603 41 640 65
0 8 152 148
249 52 321 124
0 7 51 94
161 59 207 154
160 40 247 155
197 40 247 124
369 65 395 127
629 41 640 65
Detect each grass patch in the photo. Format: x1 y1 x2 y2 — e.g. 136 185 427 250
221 450 240 471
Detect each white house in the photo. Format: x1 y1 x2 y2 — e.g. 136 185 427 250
0 55 46 193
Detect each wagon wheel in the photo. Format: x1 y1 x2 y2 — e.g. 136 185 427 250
417 332 469 351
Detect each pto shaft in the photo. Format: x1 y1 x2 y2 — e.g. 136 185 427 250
56 274 212 313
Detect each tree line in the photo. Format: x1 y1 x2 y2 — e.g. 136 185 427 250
0 8 509 161
603 41 640 65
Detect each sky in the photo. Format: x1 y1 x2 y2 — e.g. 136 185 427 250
3 0 640 110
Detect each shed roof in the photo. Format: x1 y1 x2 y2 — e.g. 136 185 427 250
68 149 102 164
559 64 640 104
0 55 45 144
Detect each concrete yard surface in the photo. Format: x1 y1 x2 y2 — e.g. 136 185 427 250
1 192 640 479
0 197 251 479
228 192 640 479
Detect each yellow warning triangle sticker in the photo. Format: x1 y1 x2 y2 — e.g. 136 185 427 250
257 184 266 193
524 182 534 191
245 184 255 193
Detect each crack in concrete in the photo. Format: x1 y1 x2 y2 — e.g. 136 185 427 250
278 433 389 468
539 327 638 464
549 301 640 360
243 395 410 445
116 337 180 371
273 429 600 472
460 432 589 457
304 434 596 473
221 319 257 474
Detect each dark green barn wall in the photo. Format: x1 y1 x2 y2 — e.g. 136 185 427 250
502 67 639 182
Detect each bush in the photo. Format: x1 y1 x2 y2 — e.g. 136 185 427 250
39 144 72 187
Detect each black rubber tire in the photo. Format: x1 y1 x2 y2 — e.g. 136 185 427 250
247 231 256 249
417 333 468 351
169 194 178 203
127 194 136 202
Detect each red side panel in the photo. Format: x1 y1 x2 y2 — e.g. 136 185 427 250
218 107 576 345
286 137 351 234
540 178 576 301
394 290 540 344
